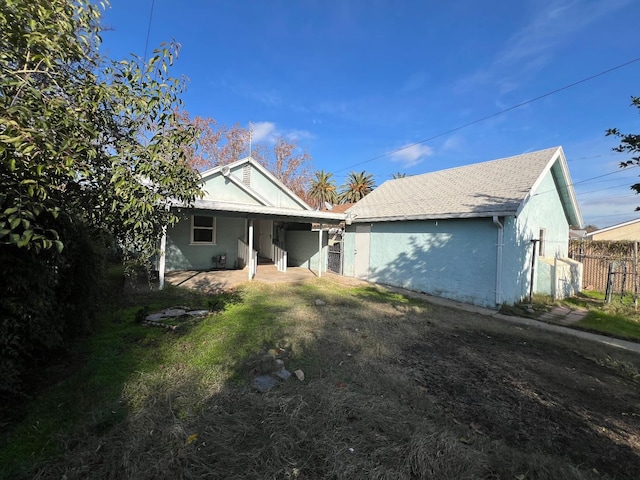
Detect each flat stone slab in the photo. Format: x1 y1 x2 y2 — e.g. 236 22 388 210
145 306 210 322
251 375 280 393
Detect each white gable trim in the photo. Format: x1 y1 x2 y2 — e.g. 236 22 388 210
200 156 312 211
222 169 274 207
515 146 582 227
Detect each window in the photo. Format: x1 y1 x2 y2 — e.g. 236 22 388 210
191 215 216 244
538 228 546 257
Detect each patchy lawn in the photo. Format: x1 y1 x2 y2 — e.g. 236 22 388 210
2 280 640 479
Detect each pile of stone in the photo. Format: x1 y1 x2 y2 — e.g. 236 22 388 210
250 350 304 393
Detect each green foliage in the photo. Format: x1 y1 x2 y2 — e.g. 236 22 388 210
0 0 203 394
307 170 338 209
607 96 640 204
0 0 203 267
338 170 376 203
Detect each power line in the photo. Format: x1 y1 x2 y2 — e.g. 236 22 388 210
333 56 640 174
143 0 155 61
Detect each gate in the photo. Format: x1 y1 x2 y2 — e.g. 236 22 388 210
327 229 343 274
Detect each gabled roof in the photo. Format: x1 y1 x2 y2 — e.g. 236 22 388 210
587 218 640 236
177 156 346 223
200 156 312 210
346 146 582 226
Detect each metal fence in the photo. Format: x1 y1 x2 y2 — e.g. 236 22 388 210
568 240 638 293
327 230 343 274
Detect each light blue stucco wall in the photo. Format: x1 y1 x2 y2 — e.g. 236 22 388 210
166 212 245 271
342 169 571 307
501 170 571 303
287 231 328 272
345 219 499 307
201 162 305 210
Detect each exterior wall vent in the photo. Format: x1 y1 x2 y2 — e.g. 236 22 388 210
243 164 251 186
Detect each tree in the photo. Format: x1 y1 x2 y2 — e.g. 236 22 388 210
177 111 313 200
339 171 376 203
607 96 640 208
0 0 202 265
270 136 313 201
392 172 407 179
308 170 338 209
0 0 203 394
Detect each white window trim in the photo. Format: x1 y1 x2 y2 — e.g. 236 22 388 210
191 215 217 245
538 228 546 257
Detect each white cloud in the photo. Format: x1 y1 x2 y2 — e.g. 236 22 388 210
390 144 434 167
249 121 314 144
250 122 276 142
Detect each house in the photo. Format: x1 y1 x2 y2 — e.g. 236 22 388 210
342 146 583 308
585 218 640 241
159 156 346 287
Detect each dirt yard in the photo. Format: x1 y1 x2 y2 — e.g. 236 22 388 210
399 322 640 478
10 280 640 480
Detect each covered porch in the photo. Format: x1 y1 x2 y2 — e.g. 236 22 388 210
159 201 347 289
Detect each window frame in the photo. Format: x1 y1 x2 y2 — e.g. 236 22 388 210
538 228 546 257
191 214 217 245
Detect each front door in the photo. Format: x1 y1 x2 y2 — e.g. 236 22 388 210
354 224 371 279
253 220 273 260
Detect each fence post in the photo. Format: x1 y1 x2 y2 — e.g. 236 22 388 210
605 262 615 304
635 242 638 309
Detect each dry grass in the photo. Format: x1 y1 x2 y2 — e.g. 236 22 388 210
4 280 639 479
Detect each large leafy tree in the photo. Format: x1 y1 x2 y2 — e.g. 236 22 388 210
0 0 202 265
339 171 376 203
0 0 204 393
607 96 640 208
308 170 338 209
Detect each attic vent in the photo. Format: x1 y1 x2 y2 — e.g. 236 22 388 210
243 164 251 186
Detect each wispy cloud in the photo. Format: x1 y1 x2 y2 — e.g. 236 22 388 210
249 121 314 144
455 0 631 94
250 122 277 142
390 144 434 167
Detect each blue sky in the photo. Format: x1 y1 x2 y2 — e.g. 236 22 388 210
100 0 640 228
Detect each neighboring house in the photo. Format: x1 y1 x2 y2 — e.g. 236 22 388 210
585 218 640 241
342 146 584 308
159 156 346 287
569 229 587 239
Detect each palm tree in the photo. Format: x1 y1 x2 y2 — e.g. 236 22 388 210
308 170 338 209
391 172 407 179
338 171 375 204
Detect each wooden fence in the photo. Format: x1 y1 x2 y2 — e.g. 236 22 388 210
568 240 639 293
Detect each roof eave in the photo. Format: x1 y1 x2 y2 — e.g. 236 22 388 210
351 211 517 223
177 199 346 223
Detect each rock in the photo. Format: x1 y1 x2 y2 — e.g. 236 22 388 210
294 369 305 381
275 368 291 380
275 359 285 369
251 375 279 393
314 299 326 306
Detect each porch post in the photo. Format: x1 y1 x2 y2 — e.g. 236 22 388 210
158 225 167 290
318 223 323 278
248 218 254 281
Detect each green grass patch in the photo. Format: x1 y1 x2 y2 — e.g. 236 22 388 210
576 310 640 341
2 277 637 480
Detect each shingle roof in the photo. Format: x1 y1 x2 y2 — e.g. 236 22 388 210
346 146 580 223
